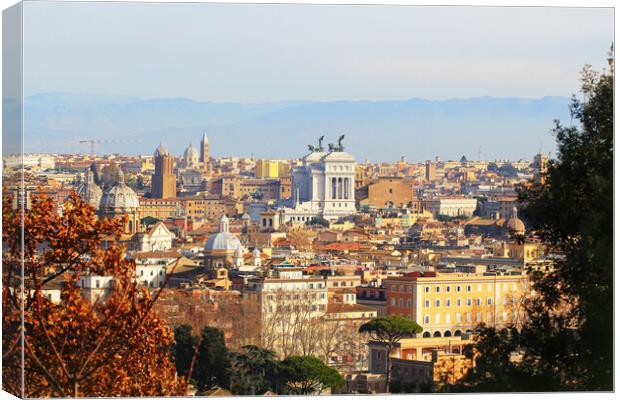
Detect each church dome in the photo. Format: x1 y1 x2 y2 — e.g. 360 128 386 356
77 169 103 209
503 207 525 234
154 142 170 157
205 214 242 252
99 170 140 211
184 142 199 162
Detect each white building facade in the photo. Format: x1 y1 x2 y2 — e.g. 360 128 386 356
281 138 357 222
424 198 478 218
133 221 175 252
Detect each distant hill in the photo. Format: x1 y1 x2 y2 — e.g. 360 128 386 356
23 92 571 162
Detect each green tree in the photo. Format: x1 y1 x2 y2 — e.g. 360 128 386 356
278 356 345 395
307 216 330 227
458 49 613 391
229 345 280 395
358 316 422 392
173 325 199 382
193 327 231 393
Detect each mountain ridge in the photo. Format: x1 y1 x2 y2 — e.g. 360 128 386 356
23 93 571 162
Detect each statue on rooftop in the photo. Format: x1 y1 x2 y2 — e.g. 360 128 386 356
318 136 325 152
337 134 345 151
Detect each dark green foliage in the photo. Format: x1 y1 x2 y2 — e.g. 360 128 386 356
487 162 520 177
193 326 231 393
173 325 199 382
457 49 613 391
358 316 423 340
140 216 161 226
229 346 280 395
172 327 346 395
307 216 330 227
278 356 345 395
359 316 422 392
436 214 469 222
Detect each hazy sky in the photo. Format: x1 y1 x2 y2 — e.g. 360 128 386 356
23 2 613 102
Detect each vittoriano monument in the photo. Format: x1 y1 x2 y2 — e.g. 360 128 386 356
308 135 345 152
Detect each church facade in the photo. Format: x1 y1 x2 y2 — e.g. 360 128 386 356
281 136 357 222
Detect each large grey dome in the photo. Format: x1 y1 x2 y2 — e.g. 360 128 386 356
77 170 102 209
99 170 140 211
184 142 199 160
205 232 242 251
204 214 242 252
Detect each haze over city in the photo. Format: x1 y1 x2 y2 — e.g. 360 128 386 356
20 3 613 161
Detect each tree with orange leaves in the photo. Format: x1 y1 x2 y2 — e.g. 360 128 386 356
2 189 186 397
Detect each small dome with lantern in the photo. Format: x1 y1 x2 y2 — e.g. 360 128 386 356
503 207 525 235
99 169 140 212
204 214 243 252
77 169 103 209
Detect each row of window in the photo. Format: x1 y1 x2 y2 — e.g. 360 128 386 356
139 269 165 277
266 293 326 300
388 282 519 294
422 311 518 325
266 304 327 313
266 283 325 290
389 297 493 308
423 297 493 308
329 165 353 171
331 281 356 287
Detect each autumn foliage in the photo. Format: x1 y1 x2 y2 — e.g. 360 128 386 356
2 189 185 397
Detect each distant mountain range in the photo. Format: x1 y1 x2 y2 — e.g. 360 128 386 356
23 92 572 162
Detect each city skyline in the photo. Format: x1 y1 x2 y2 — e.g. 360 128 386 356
3 1 614 395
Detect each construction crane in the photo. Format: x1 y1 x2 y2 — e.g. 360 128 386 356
79 138 142 156
79 140 100 156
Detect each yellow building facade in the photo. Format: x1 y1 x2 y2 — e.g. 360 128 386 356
385 271 530 338
254 160 290 179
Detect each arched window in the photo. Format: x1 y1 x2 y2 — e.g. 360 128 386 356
454 329 462 337
423 332 431 338
444 330 452 337
433 331 442 338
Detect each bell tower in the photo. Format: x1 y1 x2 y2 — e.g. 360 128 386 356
152 143 177 198
200 131 210 168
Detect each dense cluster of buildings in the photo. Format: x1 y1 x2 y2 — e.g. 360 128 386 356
5 133 551 393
